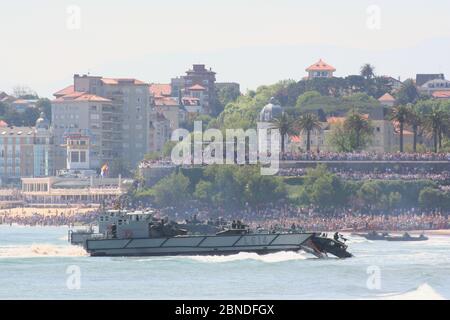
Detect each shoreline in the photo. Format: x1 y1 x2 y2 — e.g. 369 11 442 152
1 223 449 236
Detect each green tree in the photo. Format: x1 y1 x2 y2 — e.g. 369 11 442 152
360 63 375 80
297 113 322 152
343 110 373 151
22 107 40 126
36 98 52 120
419 187 444 209
295 91 321 108
388 191 402 209
357 181 383 209
424 106 450 152
390 105 410 152
270 112 296 155
151 172 191 208
0 102 7 117
144 152 161 161
327 123 353 152
162 141 177 158
396 79 420 105
109 158 132 177
302 165 348 209
405 104 422 152
216 86 241 109
194 180 214 204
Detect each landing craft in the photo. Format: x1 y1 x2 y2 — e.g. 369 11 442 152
69 210 352 258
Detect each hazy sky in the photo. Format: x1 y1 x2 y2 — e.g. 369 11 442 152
1 0 450 98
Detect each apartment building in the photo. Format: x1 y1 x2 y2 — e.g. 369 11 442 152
149 83 182 131
52 74 150 170
0 114 54 185
170 64 217 114
51 90 115 170
148 111 170 153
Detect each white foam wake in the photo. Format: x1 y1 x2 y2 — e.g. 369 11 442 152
186 251 309 263
379 283 445 300
0 244 87 258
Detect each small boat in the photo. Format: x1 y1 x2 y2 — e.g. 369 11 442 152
385 232 428 242
352 231 389 240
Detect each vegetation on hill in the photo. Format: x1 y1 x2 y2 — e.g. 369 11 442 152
130 165 450 213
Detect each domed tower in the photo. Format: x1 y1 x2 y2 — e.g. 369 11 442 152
259 97 282 122
35 112 50 131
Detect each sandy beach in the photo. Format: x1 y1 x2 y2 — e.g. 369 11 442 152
0 206 99 217
399 229 450 236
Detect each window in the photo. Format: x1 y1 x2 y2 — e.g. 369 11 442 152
71 151 79 162
80 151 86 163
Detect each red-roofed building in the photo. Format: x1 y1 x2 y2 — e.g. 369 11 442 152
52 74 151 169
188 84 206 91
53 85 75 98
378 92 396 107
432 91 450 100
149 84 172 98
306 59 336 79
148 84 182 131
171 64 217 114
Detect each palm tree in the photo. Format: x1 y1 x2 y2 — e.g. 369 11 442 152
296 113 322 152
396 79 420 105
390 105 409 152
360 63 375 80
343 110 373 151
424 107 450 153
270 112 296 156
405 104 422 152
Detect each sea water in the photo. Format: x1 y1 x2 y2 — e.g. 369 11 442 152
0 225 449 299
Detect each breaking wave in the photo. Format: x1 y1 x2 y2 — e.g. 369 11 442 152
185 251 309 263
0 244 87 258
378 283 445 300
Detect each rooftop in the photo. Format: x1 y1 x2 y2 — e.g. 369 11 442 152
53 85 75 97
52 92 112 103
101 78 146 85
154 97 179 107
306 59 336 72
378 93 395 102
188 84 206 91
432 91 450 99
149 83 172 97
0 126 35 136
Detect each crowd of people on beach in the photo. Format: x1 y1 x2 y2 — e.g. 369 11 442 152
249 212 449 232
158 203 449 232
0 210 99 227
1 203 448 232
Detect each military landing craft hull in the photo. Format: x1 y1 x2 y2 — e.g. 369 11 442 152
85 232 352 259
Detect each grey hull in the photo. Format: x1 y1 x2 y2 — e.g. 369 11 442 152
86 233 314 257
